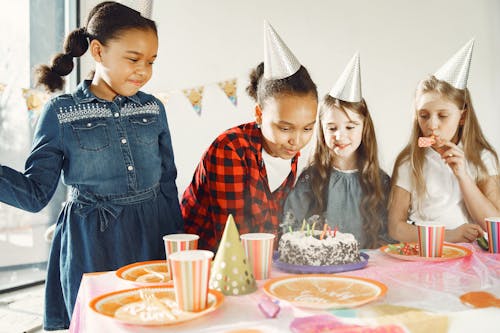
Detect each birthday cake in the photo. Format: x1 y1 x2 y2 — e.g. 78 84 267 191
278 230 361 266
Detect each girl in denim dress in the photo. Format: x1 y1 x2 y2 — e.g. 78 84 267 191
0 2 183 330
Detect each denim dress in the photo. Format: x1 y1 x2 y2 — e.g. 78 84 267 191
0 80 183 330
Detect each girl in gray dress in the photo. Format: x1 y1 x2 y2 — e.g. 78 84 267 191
283 53 392 249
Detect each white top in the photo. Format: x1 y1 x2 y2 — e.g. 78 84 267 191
261 148 292 192
395 147 498 229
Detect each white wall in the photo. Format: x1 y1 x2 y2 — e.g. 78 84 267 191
82 0 500 195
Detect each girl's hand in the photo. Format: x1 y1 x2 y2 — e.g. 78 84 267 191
445 223 484 243
436 139 468 180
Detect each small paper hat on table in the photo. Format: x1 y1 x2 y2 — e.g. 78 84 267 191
209 214 257 295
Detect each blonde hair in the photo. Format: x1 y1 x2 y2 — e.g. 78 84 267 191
391 75 499 208
307 95 386 248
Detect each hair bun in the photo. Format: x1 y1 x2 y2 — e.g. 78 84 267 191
51 53 74 76
63 28 89 57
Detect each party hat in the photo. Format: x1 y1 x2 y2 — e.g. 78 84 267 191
119 0 153 18
434 39 474 89
209 215 257 295
329 52 362 103
263 20 301 80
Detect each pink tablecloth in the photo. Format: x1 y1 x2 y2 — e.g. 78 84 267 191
70 244 500 333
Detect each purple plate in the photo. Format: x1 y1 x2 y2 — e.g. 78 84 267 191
273 251 369 274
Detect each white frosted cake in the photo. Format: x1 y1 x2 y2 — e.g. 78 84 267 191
278 230 361 266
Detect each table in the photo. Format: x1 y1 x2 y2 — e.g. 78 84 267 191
69 244 500 332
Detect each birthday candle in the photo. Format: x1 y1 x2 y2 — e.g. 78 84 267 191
320 224 328 240
300 219 306 231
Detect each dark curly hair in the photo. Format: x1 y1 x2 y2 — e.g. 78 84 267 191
246 63 317 104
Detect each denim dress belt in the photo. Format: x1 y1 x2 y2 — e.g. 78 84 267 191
70 184 161 231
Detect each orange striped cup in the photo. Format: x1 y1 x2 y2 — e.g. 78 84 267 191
169 250 214 312
163 234 199 279
417 224 445 257
240 233 275 280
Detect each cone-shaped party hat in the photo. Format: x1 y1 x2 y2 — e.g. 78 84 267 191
263 20 301 80
119 0 153 18
209 215 257 295
329 52 362 103
434 39 474 89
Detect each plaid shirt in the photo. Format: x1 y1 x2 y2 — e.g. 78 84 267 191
181 122 298 251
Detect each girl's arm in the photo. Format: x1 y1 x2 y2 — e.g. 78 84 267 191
0 103 63 212
182 140 246 251
440 141 500 230
388 185 417 242
388 185 483 243
457 175 500 230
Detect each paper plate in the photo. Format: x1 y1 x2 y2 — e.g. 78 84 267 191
379 243 472 261
115 260 172 286
273 252 369 274
263 274 387 309
90 286 224 326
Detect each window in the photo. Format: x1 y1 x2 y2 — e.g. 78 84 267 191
0 0 73 292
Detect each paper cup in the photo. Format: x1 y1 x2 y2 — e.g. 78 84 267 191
485 217 500 254
240 233 275 280
417 224 445 257
169 250 214 312
163 234 199 279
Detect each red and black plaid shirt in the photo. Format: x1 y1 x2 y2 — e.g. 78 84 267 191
181 122 298 251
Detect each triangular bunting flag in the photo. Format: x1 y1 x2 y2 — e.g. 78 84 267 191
218 79 237 107
183 87 204 116
209 214 257 296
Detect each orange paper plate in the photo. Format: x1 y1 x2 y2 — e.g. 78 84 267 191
90 286 224 326
116 260 172 286
379 243 472 262
262 274 387 309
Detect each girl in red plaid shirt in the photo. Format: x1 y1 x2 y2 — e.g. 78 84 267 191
181 23 318 251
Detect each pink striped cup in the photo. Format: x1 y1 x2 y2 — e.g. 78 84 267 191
163 234 199 279
240 233 275 280
417 224 445 257
485 217 500 254
169 249 214 312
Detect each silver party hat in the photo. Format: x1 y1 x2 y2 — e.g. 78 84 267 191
263 20 301 80
434 39 474 89
329 52 362 103
119 0 153 18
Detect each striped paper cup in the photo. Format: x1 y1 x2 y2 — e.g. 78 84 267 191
169 250 214 312
485 217 500 254
240 233 275 280
417 224 445 257
163 234 199 279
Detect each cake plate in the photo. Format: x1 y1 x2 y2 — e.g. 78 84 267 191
273 251 369 274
